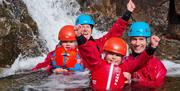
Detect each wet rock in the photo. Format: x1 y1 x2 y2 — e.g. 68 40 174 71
0 0 47 67
0 70 49 91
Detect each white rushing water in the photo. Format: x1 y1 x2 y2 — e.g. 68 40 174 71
1 0 180 90
0 1 104 89
23 71 90 90
1 0 180 80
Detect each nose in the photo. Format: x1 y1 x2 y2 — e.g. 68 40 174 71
135 39 141 46
112 54 117 59
66 42 71 45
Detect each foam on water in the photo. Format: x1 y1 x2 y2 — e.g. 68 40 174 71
23 71 90 90
162 60 180 77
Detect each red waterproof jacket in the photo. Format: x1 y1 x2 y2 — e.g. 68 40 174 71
128 54 167 91
32 50 55 72
78 41 152 90
82 18 128 68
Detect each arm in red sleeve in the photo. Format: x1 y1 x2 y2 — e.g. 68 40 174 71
124 45 157 73
95 18 129 52
123 51 152 73
78 40 102 71
133 73 166 88
133 59 167 88
32 50 55 71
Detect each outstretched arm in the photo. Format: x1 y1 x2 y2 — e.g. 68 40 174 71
32 50 55 71
95 0 136 52
77 35 102 70
132 60 167 88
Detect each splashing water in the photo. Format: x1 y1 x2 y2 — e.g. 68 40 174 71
0 0 180 89
2 0 81 76
163 60 180 77
0 1 91 90
23 71 90 90
0 0 107 76
0 0 105 90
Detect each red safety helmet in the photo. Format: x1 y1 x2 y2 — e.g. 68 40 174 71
58 25 76 41
103 37 127 56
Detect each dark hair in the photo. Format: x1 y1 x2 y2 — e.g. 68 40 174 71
90 24 94 29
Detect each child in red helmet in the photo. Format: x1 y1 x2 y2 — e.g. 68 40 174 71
76 35 160 90
32 25 84 73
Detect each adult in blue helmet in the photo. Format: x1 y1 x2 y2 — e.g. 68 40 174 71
127 22 167 91
75 14 95 25
75 0 136 53
75 14 95 40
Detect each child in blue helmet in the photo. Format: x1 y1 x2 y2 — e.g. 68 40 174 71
127 22 167 91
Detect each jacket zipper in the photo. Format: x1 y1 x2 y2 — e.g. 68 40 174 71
106 63 114 90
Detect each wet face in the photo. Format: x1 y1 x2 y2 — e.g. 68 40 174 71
105 51 123 65
61 41 76 51
130 37 147 54
81 24 92 40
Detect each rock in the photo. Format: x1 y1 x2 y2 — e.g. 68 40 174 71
0 70 49 91
0 0 47 67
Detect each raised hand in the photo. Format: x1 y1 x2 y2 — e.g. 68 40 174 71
74 25 83 37
127 0 136 12
150 35 161 48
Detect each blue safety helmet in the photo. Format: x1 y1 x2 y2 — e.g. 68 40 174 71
75 14 95 25
128 22 151 37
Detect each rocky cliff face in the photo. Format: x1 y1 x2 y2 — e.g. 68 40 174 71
0 0 179 67
0 0 46 67
77 0 180 60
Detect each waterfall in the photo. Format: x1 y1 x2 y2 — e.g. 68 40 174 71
23 0 81 51
1 0 105 77
1 0 180 78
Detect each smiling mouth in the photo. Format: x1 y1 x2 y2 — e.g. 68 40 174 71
134 46 142 50
135 47 141 50
83 32 89 35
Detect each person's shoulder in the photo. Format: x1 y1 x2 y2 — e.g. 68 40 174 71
150 56 161 62
149 56 165 66
46 50 56 57
87 40 96 45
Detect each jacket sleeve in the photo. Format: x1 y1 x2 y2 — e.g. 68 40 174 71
51 60 61 69
32 50 55 71
133 58 167 88
124 46 157 73
124 51 152 73
95 18 129 53
78 40 102 71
